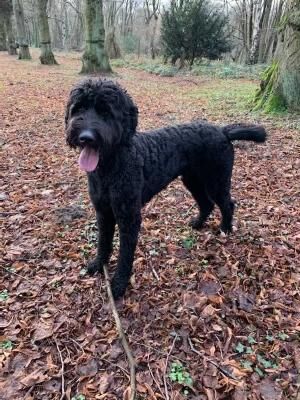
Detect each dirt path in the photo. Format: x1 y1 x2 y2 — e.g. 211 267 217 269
0 51 299 400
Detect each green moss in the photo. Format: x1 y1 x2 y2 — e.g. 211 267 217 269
253 62 287 113
263 92 287 113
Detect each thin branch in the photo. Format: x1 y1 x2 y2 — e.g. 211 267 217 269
0 265 32 283
188 337 240 382
147 354 165 398
103 264 136 400
55 340 66 400
163 333 177 400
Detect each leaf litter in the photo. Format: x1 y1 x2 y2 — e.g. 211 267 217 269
0 50 299 399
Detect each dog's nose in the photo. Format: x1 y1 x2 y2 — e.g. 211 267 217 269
79 130 95 145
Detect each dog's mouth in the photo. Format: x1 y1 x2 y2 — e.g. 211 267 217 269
77 130 100 172
78 146 99 172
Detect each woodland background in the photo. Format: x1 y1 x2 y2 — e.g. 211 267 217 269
0 0 299 399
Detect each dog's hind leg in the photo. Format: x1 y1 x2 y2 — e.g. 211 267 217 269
87 208 116 274
182 173 215 230
213 193 235 234
206 173 235 234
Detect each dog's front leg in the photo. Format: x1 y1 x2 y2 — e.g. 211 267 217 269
87 208 116 274
111 213 141 299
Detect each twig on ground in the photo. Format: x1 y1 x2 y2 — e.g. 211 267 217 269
102 357 130 380
103 264 136 400
0 265 32 283
293 348 300 400
133 340 186 363
163 334 178 400
0 211 20 216
150 262 160 281
55 339 66 400
188 337 239 382
147 354 165 398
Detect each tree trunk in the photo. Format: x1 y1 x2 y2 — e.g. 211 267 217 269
150 17 159 59
13 0 31 59
249 0 266 64
37 0 57 65
254 0 300 112
105 27 121 59
81 0 111 74
0 17 7 51
5 13 17 55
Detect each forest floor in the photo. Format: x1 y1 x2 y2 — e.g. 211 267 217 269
0 50 299 400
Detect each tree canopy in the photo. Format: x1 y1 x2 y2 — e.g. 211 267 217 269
161 0 231 66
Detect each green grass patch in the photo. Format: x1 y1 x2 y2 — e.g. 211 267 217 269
186 80 257 117
191 60 267 80
116 56 266 80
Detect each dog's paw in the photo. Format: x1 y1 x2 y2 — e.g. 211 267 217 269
218 225 232 235
189 217 204 230
86 257 103 275
111 276 127 300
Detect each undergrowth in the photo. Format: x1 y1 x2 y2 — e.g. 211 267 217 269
111 56 267 80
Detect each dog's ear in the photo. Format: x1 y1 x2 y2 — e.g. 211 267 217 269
65 87 79 127
128 103 138 133
65 98 72 127
65 84 86 127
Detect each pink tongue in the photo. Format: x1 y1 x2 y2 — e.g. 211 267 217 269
78 147 99 172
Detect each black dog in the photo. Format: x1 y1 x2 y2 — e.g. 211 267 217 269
65 78 266 299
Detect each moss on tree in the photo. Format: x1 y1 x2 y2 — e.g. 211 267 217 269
81 0 112 74
253 62 286 112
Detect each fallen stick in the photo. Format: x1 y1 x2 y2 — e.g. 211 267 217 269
103 264 136 400
188 337 239 382
55 339 66 400
163 334 178 400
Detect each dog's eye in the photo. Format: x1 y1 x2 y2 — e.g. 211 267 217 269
97 106 110 117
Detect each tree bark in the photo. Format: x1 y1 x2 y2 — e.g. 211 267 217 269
249 0 267 64
12 0 31 59
5 13 17 55
81 0 112 73
105 27 121 59
37 0 57 65
150 16 159 59
254 0 300 112
0 17 7 51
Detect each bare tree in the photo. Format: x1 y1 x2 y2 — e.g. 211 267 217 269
5 0 18 55
81 0 111 73
230 0 285 64
37 0 58 64
0 18 7 51
105 0 123 58
144 0 160 59
121 0 136 35
13 0 31 59
0 0 16 52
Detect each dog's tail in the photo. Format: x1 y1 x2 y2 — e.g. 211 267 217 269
223 124 267 143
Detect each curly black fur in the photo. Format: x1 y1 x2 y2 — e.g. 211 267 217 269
65 78 267 299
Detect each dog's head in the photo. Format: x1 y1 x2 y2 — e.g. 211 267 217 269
65 78 138 172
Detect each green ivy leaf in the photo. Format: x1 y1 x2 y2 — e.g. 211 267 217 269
0 340 13 350
278 332 289 341
266 335 274 342
257 355 272 369
0 290 9 302
254 366 265 377
241 360 253 370
71 395 86 400
182 237 195 249
247 335 257 344
235 342 245 353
